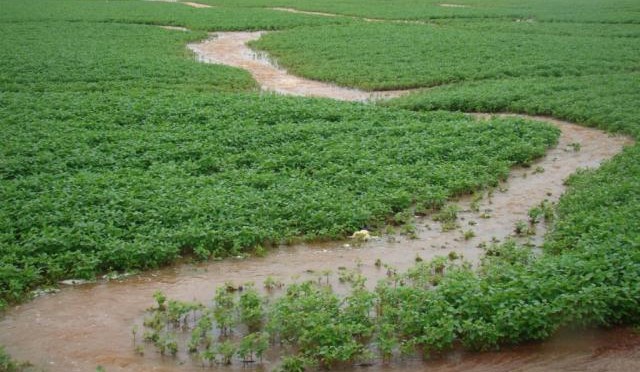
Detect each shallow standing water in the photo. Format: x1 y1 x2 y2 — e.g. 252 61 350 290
0 29 636 371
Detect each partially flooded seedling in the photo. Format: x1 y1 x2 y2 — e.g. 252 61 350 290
529 200 555 225
533 166 545 174
402 223 418 239
263 276 284 291
568 142 582 152
514 220 535 236
463 229 475 240
131 325 138 345
433 204 459 224
239 284 264 332
213 287 236 336
470 192 483 212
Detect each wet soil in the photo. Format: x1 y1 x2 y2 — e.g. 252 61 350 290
0 27 636 372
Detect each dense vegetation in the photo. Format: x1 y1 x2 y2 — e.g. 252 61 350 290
0 1 559 309
202 0 640 23
1 0 351 31
252 22 639 90
389 73 640 138
141 230 640 368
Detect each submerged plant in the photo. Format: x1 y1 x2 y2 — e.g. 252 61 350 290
239 284 264 331
213 287 236 336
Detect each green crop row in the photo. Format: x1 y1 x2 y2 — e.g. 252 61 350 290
0 21 255 93
0 88 559 308
387 73 640 138
139 232 640 369
0 0 351 31
252 22 639 91
200 0 640 23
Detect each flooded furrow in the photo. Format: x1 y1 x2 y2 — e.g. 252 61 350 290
187 32 420 101
0 29 635 372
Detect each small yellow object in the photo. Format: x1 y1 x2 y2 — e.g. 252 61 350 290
351 229 371 242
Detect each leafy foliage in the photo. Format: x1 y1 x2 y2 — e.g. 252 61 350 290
0 0 351 31
0 89 557 307
253 22 639 90
203 0 640 23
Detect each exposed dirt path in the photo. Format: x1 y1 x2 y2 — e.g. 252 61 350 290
158 25 189 32
188 32 420 101
439 3 471 8
182 1 211 8
270 7 340 18
269 7 431 25
146 0 212 8
0 27 635 372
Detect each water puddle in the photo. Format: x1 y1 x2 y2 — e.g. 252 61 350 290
0 26 635 372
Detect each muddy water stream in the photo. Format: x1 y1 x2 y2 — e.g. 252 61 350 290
187 32 418 101
0 30 636 371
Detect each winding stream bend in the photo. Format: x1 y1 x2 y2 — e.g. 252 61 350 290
0 30 636 372
187 32 418 101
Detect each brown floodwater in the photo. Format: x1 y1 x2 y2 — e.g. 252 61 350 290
0 29 636 372
187 32 420 101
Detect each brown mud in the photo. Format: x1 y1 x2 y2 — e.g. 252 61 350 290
0 27 636 372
